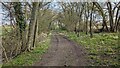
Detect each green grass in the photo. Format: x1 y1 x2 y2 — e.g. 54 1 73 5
2 37 50 67
0 26 2 36
61 31 119 66
0 64 3 68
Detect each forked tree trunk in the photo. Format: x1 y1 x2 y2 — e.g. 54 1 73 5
93 2 109 32
27 2 39 51
107 2 114 32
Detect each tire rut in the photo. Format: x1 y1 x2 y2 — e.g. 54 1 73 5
34 34 89 66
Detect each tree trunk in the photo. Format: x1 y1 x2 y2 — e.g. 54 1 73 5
116 16 120 32
26 2 39 51
89 3 94 38
115 7 120 32
118 16 120 63
13 2 26 53
107 2 114 32
32 19 38 48
77 3 85 37
93 2 109 32
85 3 89 35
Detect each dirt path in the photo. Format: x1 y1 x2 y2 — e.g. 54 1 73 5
34 33 89 66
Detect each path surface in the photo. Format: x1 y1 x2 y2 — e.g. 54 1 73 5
34 33 89 66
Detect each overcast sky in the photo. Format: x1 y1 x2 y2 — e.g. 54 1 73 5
0 3 2 26
0 1 119 26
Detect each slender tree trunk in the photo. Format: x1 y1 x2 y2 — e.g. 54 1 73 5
115 7 120 32
33 19 38 48
85 3 89 35
77 3 85 37
118 15 120 64
89 3 94 38
116 16 120 32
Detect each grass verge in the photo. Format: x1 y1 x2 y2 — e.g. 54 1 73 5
2 36 50 67
60 31 119 66
0 64 2 68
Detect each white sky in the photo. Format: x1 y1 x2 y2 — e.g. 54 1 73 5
0 3 2 26
0 1 119 25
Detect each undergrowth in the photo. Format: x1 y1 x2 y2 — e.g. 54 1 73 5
2 36 50 67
